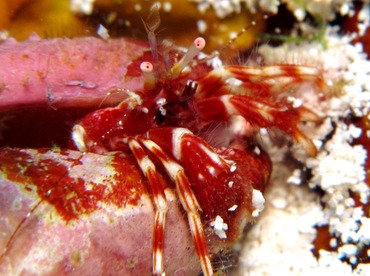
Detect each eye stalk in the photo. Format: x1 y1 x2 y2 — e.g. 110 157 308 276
171 37 206 78
140 61 156 90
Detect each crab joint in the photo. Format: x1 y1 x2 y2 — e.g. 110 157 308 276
72 124 87 152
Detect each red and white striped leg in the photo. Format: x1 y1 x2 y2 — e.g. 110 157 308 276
196 94 321 156
224 64 327 95
128 139 168 276
146 128 231 179
196 64 327 98
136 135 215 276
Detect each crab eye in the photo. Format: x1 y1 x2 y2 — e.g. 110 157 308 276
140 61 154 73
171 37 206 78
194 37 206 50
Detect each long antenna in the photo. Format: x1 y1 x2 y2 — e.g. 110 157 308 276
218 15 269 57
142 3 161 63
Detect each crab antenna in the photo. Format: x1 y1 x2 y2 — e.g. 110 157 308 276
218 14 268 57
171 37 206 78
142 4 161 63
140 61 156 90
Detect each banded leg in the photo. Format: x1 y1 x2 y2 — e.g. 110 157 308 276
136 135 214 276
196 64 327 98
128 139 168 276
145 128 231 178
196 94 321 156
225 64 327 95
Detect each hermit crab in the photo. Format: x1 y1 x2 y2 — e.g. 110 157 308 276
0 7 326 276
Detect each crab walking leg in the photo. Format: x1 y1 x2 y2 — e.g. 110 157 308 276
196 65 327 98
225 65 327 93
128 139 168 276
138 137 214 276
196 94 320 156
146 128 231 177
